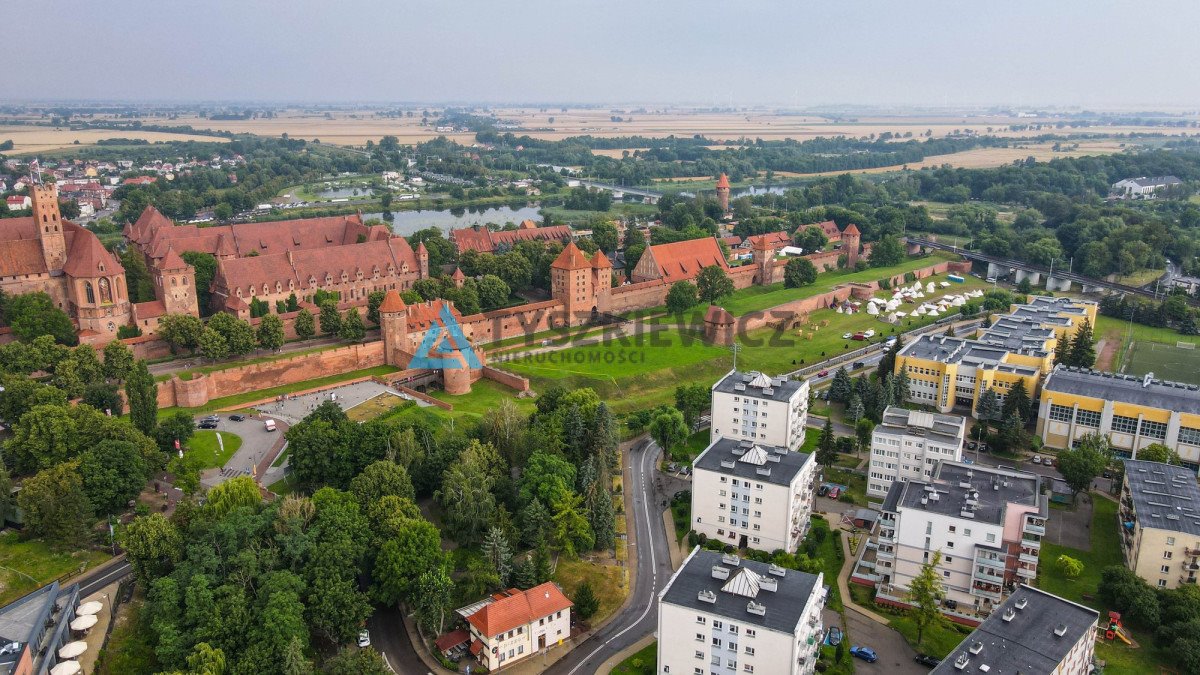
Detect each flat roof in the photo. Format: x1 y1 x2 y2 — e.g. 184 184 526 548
885 461 1042 525
1123 459 1200 536
1043 365 1200 415
932 585 1098 675
693 437 812 487
660 548 821 634
878 406 967 444
712 369 806 403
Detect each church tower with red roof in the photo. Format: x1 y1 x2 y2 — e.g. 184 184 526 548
32 183 67 271
715 173 731 213
842 224 861 268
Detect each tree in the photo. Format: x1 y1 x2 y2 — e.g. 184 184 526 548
665 281 699 314
208 313 256 356
120 512 182 583
519 452 577 507
828 367 853 403
551 492 594 557
18 462 93 548
476 274 511 310
338 307 365 342
573 580 599 621
186 642 227 675
855 418 874 454
102 339 134 382
695 265 734 303
976 388 1002 431
877 336 904 380
1067 319 1096 368
816 418 837 467
1057 432 1111 500
198 326 229 361
294 308 315 340
674 383 709 429
846 394 864 424
868 235 906 268
482 526 513 588
256 313 285 351
126 360 158 437
411 566 454 634
79 440 148 516
204 476 261 517
6 292 77 345
318 300 341 336
82 382 123 416
155 410 195 454
1137 442 1182 465
323 647 391 675
591 221 619 252
1001 379 1031 423
907 550 947 648
784 257 818 288
520 499 552 549
436 441 499 544
372 516 445 605
649 408 689 453
158 313 204 352
366 290 386 326
892 369 911 404
1056 554 1084 579
349 460 414 511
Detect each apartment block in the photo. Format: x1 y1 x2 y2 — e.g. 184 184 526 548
658 548 826 675
872 462 1046 613
692 438 818 554
932 585 1097 675
1038 366 1200 467
1118 459 1200 589
868 406 967 498
710 370 810 451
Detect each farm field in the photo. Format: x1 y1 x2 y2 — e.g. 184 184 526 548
0 124 229 154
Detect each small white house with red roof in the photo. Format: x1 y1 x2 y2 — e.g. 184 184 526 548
457 582 573 670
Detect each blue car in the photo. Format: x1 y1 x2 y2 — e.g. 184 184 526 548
850 646 878 663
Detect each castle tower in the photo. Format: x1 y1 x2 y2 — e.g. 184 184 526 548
31 183 67 271
377 289 409 366
156 246 200 316
842 223 861 269
703 305 735 346
715 173 731 214
451 267 466 289
590 249 613 314
550 242 593 326
751 235 775 286
416 242 430 278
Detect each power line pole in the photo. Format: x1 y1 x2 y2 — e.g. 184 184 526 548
730 342 742 371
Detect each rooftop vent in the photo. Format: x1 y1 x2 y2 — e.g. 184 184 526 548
1015 597 1028 610
698 590 717 604
763 388 774 396
721 553 742 567
712 566 731 580
1054 623 1068 637
721 460 737 469
1003 607 1016 622
960 508 976 519
969 641 984 655
954 653 969 670
759 576 778 592
756 467 772 477
740 440 754 448
921 497 929 507
746 601 766 616
768 563 787 577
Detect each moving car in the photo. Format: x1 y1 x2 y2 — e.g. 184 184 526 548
852 361 865 370
818 370 829 377
264 418 277 432
201 414 219 423
198 420 218 430
357 629 370 647
850 646 878 663
915 653 941 667
826 626 843 647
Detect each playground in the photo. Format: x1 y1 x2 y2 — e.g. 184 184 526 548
1122 340 1200 384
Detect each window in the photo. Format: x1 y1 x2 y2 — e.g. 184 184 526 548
1159 579 1168 588
1162 565 1171 573
1140 419 1168 440
744 646 755 655
986 533 996 543
697 616 707 624
964 529 972 537
948 526 956 533
1180 426 1200 446
1164 551 1174 560
1075 409 1101 428
729 625 738 634
1048 404 1073 423
945 557 952 564
712 638 722 647
696 634 705 642
1167 537 1176 546
695 651 704 659
695 669 704 675
713 621 723 630
946 541 954 548
744 665 755 673
944 571 951 578
1111 415 1139 435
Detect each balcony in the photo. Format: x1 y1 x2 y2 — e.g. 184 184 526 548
1016 566 1037 579
1181 576 1198 585
972 582 1003 601
1023 522 1046 536
975 555 1006 571
1021 536 1042 549
973 566 1005 582
1019 550 1039 564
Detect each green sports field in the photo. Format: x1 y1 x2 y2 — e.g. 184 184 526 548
1122 340 1200 384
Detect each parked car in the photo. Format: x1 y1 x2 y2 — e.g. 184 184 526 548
827 487 841 499
843 333 853 339
229 414 246 422
943 599 958 610
198 420 218 430
1031 456 1042 464
0 642 20 656
1043 457 1055 467
850 646 878 663
967 441 977 450
1103 470 1113 479
827 626 843 647
863 329 876 338
357 629 371 647
201 414 219 423
818 485 830 497
818 370 829 377
915 653 941 667
264 418 277 432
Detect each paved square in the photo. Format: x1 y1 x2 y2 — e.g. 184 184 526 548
259 380 429 424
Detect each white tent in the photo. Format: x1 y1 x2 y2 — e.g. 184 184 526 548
50 661 81 675
76 601 102 616
928 309 940 317
952 297 966 306
886 312 898 323
866 303 879 315
885 300 900 311
835 305 844 314
940 281 951 287
58 642 87 659
895 311 908 318
69 614 97 631
915 306 928 315
926 282 935 292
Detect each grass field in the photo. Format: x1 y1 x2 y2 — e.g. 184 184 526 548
186 430 242 469
1093 315 1200 374
808 516 845 612
1122 340 1200 384
611 641 656 675
427 377 537 419
553 557 627 626
345 392 410 421
157 365 399 416
267 473 299 495
0 533 112 606
95 595 159 675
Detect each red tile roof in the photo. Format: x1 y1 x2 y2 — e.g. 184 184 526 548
158 246 188 271
133 300 166 319
465 583 572 638
435 629 470 653
716 173 731 189
62 225 124 278
806 220 843 240
450 224 571 254
747 231 790 250
452 267 465 280
378 289 407 313
705 305 735 325
591 249 612 269
842 223 860 236
643 237 730 283
550 241 591 270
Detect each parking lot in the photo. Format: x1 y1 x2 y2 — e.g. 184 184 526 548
196 413 283 488
255 380 426 424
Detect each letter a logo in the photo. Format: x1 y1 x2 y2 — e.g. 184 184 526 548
409 305 482 370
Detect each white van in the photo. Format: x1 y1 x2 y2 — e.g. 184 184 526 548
264 418 277 432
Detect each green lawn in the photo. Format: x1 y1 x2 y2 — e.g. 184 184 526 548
888 613 973 659
1094 314 1199 371
157 365 399 416
718 252 959 317
611 641 656 675
821 467 868 506
668 429 710 464
427 377 537 419
154 342 351 383
0 532 112 606
95 595 159 675
808 516 845 612
553 557 627 626
186 430 242 469
267 473 298 496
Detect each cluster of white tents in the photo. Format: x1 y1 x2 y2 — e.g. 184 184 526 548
864 281 987 324
50 600 105 675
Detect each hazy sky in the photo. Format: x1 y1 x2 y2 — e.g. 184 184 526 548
11 0 1200 108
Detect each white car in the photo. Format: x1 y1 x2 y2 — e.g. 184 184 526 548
1031 456 1042 465
0 642 19 656
843 333 853 339
357 629 371 647
863 329 876 338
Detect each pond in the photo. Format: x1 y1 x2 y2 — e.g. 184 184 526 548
360 203 544 236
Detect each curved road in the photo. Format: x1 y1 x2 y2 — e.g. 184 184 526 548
543 438 673 675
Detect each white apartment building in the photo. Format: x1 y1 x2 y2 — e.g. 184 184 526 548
872 462 1046 613
710 370 810 451
933 585 1098 675
692 438 817 553
658 548 826 675
868 407 967 498
1119 459 1200 589
459 582 572 671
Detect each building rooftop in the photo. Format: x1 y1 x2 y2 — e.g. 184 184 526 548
693 437 813 488
900 335 1040 375
660 548 822 634
1043 366 1200 415
712 369 807 403
877 406 967 445
1122 459 1200 536
882 461 1043 525
932 585 1097 675
0 581 78 675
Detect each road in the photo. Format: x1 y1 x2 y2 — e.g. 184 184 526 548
74 558 132 598
368 605 430 675
543 438 674 675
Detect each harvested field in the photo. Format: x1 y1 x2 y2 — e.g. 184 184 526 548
0 125 229 154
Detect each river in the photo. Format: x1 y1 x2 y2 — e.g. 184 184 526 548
360 203 544 235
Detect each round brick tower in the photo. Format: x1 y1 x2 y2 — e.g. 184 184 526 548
716 173 731 213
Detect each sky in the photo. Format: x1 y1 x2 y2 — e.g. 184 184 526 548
11 0 1200 109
